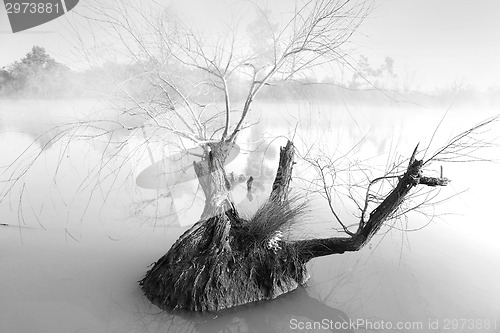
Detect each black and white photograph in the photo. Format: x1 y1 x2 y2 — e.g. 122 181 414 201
1 1 499 332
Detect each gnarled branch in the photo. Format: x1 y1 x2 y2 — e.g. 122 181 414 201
293 147 450 262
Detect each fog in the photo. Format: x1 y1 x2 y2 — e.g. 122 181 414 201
2 0 500 332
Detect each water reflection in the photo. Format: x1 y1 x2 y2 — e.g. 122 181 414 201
0 108 59 151
139 287 353 333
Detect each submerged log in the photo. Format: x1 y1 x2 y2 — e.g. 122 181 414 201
140 140 449 312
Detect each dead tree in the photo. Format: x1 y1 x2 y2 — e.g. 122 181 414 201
140 139 451 311
141 115 499 311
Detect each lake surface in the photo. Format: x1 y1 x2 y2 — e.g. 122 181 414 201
1 99 499 332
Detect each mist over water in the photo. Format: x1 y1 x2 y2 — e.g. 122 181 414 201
1 98 499 332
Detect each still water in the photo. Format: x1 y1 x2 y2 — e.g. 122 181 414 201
0 99 499 332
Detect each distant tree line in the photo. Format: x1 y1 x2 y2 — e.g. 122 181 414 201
0 46 144 98
1 46 498 107
0 46 71 97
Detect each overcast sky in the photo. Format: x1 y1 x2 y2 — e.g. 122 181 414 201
1 0 499 90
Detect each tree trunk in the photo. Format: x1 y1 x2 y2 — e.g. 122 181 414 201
192 142 234 220
140 141 307 311
140 140 449 312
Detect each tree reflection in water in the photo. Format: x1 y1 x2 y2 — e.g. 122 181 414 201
138 286 353 333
